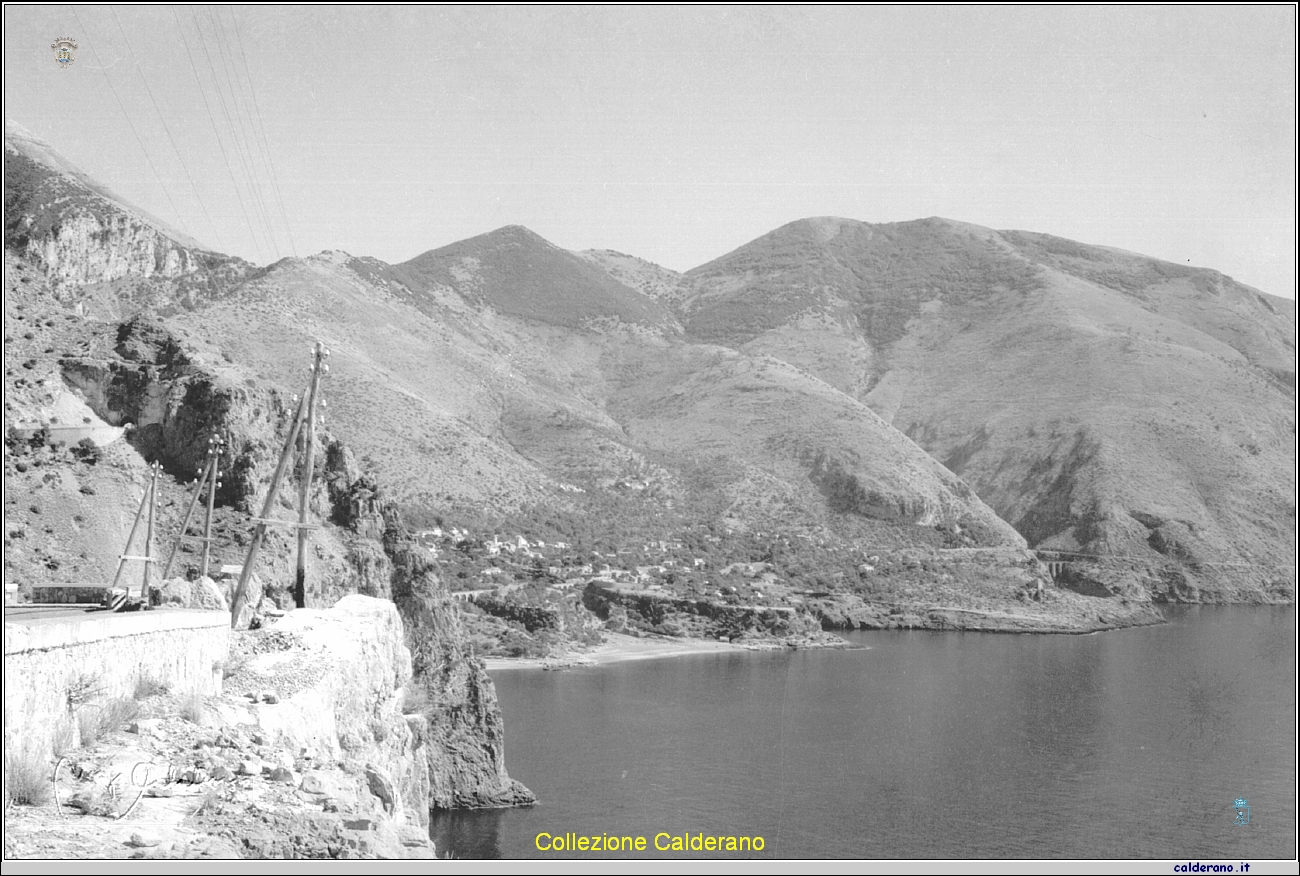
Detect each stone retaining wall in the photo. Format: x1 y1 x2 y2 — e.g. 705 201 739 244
4 610 229 759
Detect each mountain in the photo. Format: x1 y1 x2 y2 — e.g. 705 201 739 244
671 216 1297 601
4 119 249 317
398 226 677 330
5 118 1292 645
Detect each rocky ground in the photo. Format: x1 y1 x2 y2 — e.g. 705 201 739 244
4 688 436 859
4 597 445 860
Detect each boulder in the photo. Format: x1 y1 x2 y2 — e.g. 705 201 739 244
221 573 264 630
147 576 228 612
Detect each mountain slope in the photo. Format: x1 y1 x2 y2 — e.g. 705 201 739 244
669 216 1296 601
397 226 677 330
4 119 249 316
9 118 1287 620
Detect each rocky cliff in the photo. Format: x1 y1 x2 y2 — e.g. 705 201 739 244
5 120 249 313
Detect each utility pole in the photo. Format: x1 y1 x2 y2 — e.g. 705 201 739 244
202 437 223 579
161 438 223 580
142 462 158 594
230 391 309 628
109 462 161 609
230 343 329 627
111 471 153 592
294 343 328 608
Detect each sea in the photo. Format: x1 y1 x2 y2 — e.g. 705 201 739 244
430 606 1297 860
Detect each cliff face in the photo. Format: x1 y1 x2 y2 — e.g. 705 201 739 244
24 209 201 291
4 125 251 317
388 548 536 809
59 315 304 515
239 596 433 829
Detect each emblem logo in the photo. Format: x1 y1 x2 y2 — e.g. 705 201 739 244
51 37 78 69
1233 797 1250 825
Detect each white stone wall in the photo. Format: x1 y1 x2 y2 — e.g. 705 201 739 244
4 610 229 760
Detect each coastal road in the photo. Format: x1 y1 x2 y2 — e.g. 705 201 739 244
4 604 114 623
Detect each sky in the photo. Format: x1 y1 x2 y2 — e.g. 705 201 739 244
4 6 1297 296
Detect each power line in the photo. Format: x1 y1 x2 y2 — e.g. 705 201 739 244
189 5 273 262
204 5 280 259
107 7 223 253
172 5 264 264
226 5 298 258
70 6 194 242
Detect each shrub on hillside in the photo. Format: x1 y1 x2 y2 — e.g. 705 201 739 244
179 691 206 724
133 675 170 700
71 438 102 465
4 741 51 806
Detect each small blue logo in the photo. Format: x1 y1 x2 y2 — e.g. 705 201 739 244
1233 798 1250 825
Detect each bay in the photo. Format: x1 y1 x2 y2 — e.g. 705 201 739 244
431 606 1297 859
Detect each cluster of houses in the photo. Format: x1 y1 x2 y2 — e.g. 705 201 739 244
414 528 735 593
414 524 895 610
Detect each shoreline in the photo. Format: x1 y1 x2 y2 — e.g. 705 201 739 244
480 598 1178 672
482 632 856 671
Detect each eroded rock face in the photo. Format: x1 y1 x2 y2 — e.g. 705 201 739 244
28 213 199 291
244 596 432 827
388 549 536 809
60 317 298 514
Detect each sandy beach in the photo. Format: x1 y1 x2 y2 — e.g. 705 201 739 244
481 631 857 671
482 632 784 671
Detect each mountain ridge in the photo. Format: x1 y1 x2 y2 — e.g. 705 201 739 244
5 120 1293 619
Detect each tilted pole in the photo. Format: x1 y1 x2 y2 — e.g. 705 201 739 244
161 450 215 580
110 477 152 591
201 438 223 579
294 343 328 608
230 390 310 628
142 462 158 596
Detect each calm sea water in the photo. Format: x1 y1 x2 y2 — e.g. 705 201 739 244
431 606 1297 859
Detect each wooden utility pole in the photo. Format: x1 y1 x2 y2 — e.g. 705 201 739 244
294 343 327 608
142 462 158 593
161 442 218 580
201 438 223 579
110 472 153 592
230 391 309 628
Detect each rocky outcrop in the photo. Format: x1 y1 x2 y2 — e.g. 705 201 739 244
388 548 536 809
5 131 250 309
147 576 229 612
26 211 202 291
805 547 1166 633
582 581 829 642
60 316 301 514
232 596 433 829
